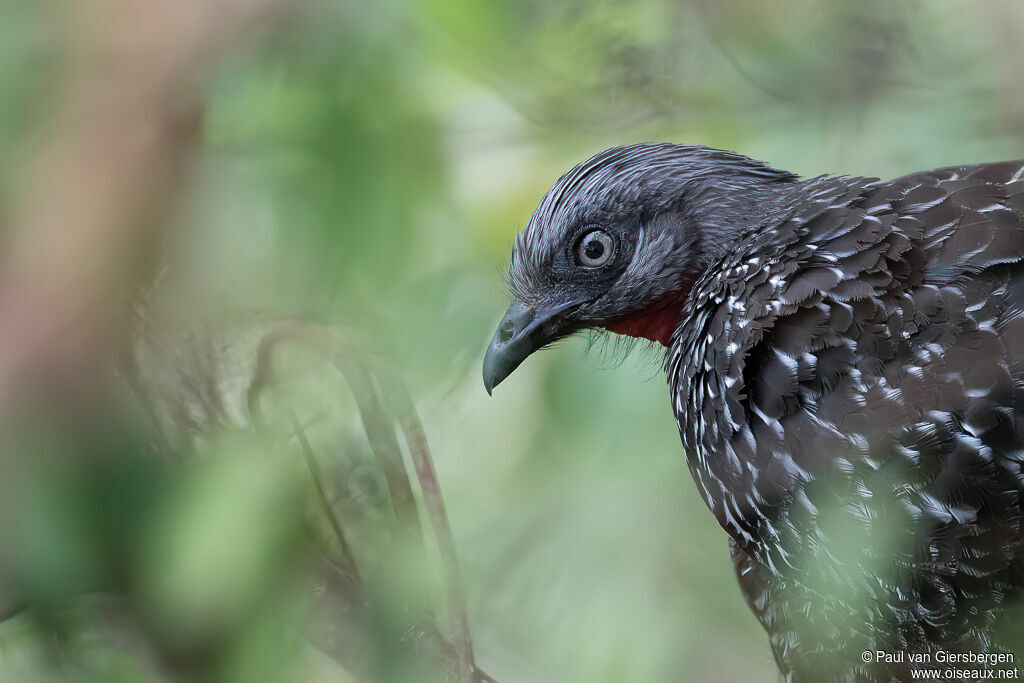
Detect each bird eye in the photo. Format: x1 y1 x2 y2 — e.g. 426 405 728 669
574 229 615 268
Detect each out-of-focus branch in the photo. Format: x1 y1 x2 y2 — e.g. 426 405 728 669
249 320 423 529
287 406 362 582
379 371 478 683
244 319 494 682
0 0 294 650
0 0 291 417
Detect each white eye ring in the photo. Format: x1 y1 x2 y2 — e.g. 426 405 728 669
575 229 615 268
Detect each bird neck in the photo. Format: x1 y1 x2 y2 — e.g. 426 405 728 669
602 181 798 347
603 284 694 346
689 181 797 265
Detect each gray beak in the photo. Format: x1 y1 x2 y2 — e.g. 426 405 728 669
482 300 579 395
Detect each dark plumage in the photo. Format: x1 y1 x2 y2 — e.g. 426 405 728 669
483 143 1024 681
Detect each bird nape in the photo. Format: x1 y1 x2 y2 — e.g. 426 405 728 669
483 143 1024 682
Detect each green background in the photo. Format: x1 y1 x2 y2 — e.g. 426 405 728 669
2 1 1022 681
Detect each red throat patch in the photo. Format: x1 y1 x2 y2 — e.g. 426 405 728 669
602 288 691 347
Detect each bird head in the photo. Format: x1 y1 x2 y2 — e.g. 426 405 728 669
483 142 798 394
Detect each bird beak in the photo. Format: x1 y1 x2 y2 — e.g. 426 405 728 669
482 299 579 395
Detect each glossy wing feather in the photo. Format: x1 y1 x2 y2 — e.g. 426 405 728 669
672 161 1024 680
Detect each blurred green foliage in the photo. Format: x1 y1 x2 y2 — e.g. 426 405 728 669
2 0 1024 681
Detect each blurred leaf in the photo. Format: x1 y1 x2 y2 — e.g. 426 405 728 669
135 445 302 654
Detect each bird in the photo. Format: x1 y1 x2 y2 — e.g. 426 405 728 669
482 143 1024 681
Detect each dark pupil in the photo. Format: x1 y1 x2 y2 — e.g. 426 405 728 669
583 237 605 261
